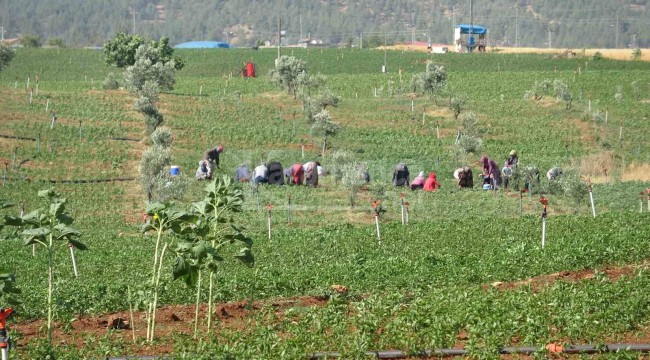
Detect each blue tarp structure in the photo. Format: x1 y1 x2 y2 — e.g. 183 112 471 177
174 41 231 49
456 25 487 35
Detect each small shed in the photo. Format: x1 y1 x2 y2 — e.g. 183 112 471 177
454 25 488 53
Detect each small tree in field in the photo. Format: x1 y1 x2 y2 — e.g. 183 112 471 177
139 127 188 202
270 55 307 98
104 32 184 70
411 61 447 100
449 94 468 120
124 43 177 93
311 109 340 155
341 162 368 208
0 43 15 73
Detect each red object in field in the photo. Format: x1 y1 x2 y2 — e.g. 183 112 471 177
0 307 13 331
243 62 256 77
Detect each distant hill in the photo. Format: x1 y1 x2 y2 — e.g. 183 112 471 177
1 0 649 49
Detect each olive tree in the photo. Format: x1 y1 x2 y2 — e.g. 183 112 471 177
310 109 340 155
139 127 189 202
411 61 447 100
0 43 15 73
270 55 307 98
104 32 184 70
124 43 177 93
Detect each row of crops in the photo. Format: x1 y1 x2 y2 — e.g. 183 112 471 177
1 48 650 358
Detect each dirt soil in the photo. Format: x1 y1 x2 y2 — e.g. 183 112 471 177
9 260 650 357
12 295 329 356
387 44 650 61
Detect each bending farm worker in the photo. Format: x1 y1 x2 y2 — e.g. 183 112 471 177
546 166 563 181
392 163 410 187
235 164 251 182
454 166 474 188
290 163 304 185
423 172 441 192
304 161 319 187
195 160 212 180
481 156 501 189
410 171 426 191
254 162 269 184
204 144 224 169
506 150 518 168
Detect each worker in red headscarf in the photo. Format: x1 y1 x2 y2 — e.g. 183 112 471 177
423 172 441 192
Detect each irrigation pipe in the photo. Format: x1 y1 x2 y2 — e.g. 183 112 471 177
308 344 650 359
0 134 36 141
2 177 135 184
0 134 139 142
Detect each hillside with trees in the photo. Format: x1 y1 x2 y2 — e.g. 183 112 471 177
1 0 649 48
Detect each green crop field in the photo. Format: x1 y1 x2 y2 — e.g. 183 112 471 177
1 47 650 359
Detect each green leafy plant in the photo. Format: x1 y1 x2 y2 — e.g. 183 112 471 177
179 176 254 335
140 201 195 342
3 189 87 346
0 270 20 305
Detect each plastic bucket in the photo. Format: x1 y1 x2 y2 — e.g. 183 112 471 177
482 184 491 190
170 166 180 176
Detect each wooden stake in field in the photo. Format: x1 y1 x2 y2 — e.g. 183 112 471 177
78 120 83 141
587 178 596 218
266 204 273 240
647 188 650 212
519 190 524 215
287 194 292 225
640 192 645 213
400 193 406 225
540 197 549 249
2 163 6 187
69 243 79 277
371 199 382 245
50 112 57 129
436 121 440 139
45 99 49 112
404 201 410 225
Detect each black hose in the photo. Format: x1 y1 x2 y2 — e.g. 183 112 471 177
108 137 140 142
308 343 650 359
2 177 135 184
0 134 36 141
0 134 139 142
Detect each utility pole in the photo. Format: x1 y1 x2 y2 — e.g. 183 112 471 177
615 10 619 49
360 32 363 49
412 28 415 45
383 30 387 72
129 7 136 34
277 17 281 60
452 5 456 27
469 0 474 51
299 14 303 41
547 28 552 48
1 26 4 41
514 4 518 47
